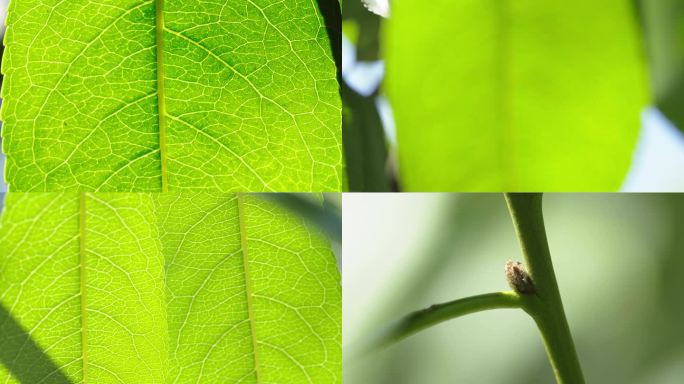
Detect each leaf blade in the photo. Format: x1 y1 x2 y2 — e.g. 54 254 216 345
0 193 168 383
386 0 648 191
1 0 342 192
0 192 341 383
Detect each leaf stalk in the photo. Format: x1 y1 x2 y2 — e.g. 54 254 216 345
369 291 521 351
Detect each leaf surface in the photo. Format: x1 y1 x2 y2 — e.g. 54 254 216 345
386 0 648 191
0 192 341 383
1 0 342 192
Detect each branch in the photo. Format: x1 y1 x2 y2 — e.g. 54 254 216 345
505 193 585 384
368 291 521 351
361 194 585 384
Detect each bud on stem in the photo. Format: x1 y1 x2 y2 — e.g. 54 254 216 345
505 260 536 294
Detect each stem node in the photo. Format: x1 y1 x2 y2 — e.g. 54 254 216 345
505 193 585 384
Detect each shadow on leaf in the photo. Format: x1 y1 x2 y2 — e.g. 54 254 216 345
258 193 341 246
0 303 72 384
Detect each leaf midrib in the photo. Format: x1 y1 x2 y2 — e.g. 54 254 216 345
77 194 264 382
155 0 169 192
79 193 89 382
237 194 261 382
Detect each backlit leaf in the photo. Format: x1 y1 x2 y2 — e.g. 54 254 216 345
1 0 342 192
0 192 341 383
386 0 648 191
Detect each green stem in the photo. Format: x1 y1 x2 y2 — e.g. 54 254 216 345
505 193 585 384
370 291 521 350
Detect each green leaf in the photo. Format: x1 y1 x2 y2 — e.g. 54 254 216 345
386 0 648 191
258 192 342 246
342 81 390 192
639 0 684 130
0 192 341 383
1 0 342 192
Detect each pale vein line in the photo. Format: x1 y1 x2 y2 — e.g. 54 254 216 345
196 319 250 384
88 362 127 384
79 193 89 383
167 196 237 269
95 148 161 191
155 0 169 191
166 114 273 191
163 27 317 170
237 194 261 382
26 0 152 172
43 92 157 181
173 249 241 358
162 28 285 111
259 341 313 384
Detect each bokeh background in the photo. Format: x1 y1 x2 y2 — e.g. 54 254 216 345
343 0 684 191
344 193 684 383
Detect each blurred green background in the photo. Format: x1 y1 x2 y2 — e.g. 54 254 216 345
343 193 684 383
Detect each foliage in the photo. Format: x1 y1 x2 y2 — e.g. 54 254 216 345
1 0 342 192
341 0 684 191
0 192 341 383
385 1 647 191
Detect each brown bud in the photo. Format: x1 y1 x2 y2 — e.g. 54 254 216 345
505 260 536 294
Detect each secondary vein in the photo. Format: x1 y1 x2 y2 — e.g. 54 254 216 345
237 194 262 382
155 0 169 192
79 193 89 382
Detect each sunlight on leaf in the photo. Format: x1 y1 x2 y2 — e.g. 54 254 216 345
1 0 342 192
0 192 341 383
386 0 648 191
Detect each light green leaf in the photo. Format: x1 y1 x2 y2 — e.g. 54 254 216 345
386 0 648 191
0 193 167 383
1 0 342 192
0 192 341 383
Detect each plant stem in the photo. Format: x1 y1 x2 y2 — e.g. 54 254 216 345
505 193 585 384
370 291 521 350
